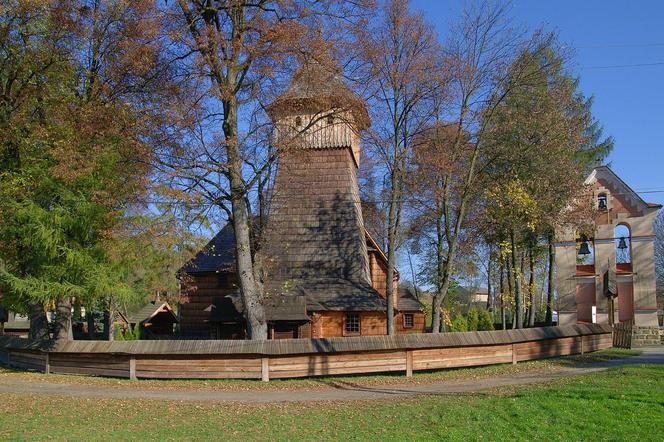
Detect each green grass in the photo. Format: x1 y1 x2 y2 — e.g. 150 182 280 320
0 363 662 441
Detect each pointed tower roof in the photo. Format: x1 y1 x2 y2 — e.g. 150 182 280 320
268 58 370 129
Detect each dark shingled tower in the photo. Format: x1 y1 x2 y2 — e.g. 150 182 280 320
259 60 385 312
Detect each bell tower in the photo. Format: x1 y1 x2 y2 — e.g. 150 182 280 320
260 60 375 295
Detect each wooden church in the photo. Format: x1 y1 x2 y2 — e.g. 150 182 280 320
555 165 661 327
178 61 425 339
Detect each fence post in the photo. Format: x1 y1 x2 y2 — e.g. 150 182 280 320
261 357 270 382
405 350 413 377
44 352 50 375
129 356 136 381
580 335 584 355
511 344 517 365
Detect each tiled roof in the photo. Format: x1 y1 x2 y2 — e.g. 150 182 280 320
268 58 370 129
127 301 178 325
206 293 310 322
293 278 387 311
179 223 236 274
397 287 424 312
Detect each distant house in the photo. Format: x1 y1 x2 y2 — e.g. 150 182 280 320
0 311 30 337
178 61 425 339
450 286 489 311
126 301 178 337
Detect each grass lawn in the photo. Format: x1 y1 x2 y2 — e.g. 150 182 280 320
0 362 661 441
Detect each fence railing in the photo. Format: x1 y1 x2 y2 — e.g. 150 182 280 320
613 320 633 349
0 324 613 381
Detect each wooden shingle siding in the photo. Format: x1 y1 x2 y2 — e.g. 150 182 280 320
180 272 239 337
260 147 372 289
312 311 389 337
395 312 426 334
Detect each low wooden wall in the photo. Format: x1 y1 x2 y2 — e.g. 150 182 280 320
0 324 613 381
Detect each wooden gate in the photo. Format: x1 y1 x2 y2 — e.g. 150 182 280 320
613 320 633 349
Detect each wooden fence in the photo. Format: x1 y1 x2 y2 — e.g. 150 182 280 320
613 320 633 349
0 324 613 381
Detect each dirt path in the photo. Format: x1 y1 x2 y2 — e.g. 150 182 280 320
1 347 662 403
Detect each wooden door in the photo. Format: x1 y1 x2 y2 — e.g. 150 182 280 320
617 278 634 322
575 282 595 323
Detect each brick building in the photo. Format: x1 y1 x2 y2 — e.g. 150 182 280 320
555 165 661 327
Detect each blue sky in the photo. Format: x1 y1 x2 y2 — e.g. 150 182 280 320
414 0 664 205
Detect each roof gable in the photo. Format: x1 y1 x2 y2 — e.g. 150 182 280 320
585 166 661 215
128 301 178 325
179 223 236 274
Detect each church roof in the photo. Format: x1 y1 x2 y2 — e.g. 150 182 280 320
127 301 178 326
205 294 311 322
268 58 370 129
397 287 424 312
179 224 236 274
293 278 387 311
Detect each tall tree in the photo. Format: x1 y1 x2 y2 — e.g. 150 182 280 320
365 0 439 334
482 41 613 328
410 2 549 333
163 0 371 340
0 1 169 341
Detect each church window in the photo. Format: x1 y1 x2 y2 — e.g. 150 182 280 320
345 313 360 334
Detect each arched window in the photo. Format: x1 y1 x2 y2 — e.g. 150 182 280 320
615 224 631 264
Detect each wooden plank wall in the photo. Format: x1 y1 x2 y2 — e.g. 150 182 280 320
6 350 47 372
180 272 238 337
135 355 261 379
1 330 614 381
270 350 406 379
48 353 130 378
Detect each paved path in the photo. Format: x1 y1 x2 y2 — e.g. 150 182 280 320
1 347 662 403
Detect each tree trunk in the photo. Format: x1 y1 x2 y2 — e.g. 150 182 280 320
224 95 267 340
486 245 493 311
431 215 453 333
385 169 399 335
87 309 96 339
103 310 114 341
545 234 555 325
53 297 73 343
511 230 524 329
528 248 536 327
407 250 420 300
29 302 49 340
499 260 506 330
506 256 514 328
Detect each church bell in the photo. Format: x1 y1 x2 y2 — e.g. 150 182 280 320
617 237 628 250
578 236 591 255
